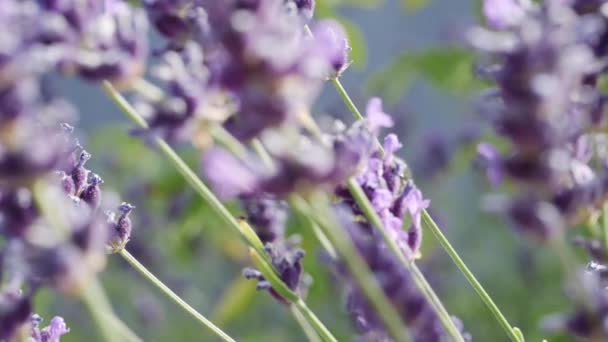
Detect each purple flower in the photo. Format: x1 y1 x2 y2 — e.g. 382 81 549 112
477 143 503 187
201 147 260 199
106 202 136 253
471 0 608 238
482 0 527 30
0 291 32 341
336 99 427 258
311 20 351 76
365 98 394 134
332 209 471 341
33 315 70 342
240 194 288 244
244 242 307 304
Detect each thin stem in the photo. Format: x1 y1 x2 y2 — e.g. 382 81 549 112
330 79 383 153
421 211 520 342
119 249 235 342
102 80 267 257
290 194 411 342
250 138 275 170
291 305 323 342
332 76 520 341
294 299 338 342
102 80 337 342
347 180 464 342
210 124 249 159
80 281 121 342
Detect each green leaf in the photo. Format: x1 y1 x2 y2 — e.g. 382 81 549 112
366 46 482 103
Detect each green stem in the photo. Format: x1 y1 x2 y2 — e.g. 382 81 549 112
294 299 337 342
80 280 123 342
290 194 411 342
102 80 266 257
332 77 520 341
119 249 235 342
347 180 464 342
249 248 335 342
421 211 520 342
291 305 322 342
102 80 337 342
331 79 383 153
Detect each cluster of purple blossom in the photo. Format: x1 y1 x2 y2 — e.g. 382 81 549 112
0 0 147 339
11 0 608 340
477 0 608 338
139 1 472 340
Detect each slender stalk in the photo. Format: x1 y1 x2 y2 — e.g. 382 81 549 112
332 76 520 341
80 281 121 342
294 299 338 342
102 80 266 258
290 194 411 342
119 249 235 342
291 305 322 342
102 80 337 342
347 180 465 342
421 211 520 341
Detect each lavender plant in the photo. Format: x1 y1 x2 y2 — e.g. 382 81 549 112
3 0 607 341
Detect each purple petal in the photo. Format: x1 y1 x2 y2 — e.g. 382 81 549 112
383 133 402 166
477 143 503 187
201 148 259 199
39 316 70 342
365 98 393 134
371 188 394 212
482 0 526 30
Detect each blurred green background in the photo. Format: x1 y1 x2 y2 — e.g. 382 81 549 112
38 0 575 341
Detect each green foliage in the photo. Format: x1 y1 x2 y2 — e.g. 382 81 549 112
367 46 483 103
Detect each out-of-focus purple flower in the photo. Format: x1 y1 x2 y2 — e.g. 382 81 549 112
201 147 260 199
143 0 206 47
134 42 212 142
470 0 608 238
0 291 32 341
477 143 503 187
311 20 351 77
482 0 528 30
53 0 150 84
365 98 393 134
241 194 288 244
140 0 349 142
542 267 608 339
